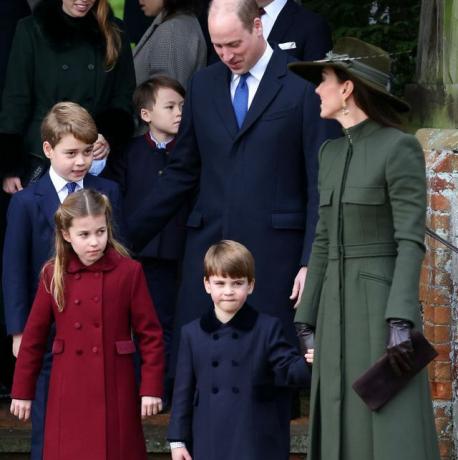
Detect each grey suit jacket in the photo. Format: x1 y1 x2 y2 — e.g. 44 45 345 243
133 11 207 87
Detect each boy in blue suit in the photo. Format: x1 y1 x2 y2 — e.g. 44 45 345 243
117 76 190 403
2 101 125 460
168 240 311 460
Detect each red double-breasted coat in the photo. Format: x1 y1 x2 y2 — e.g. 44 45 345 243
12 248 165 460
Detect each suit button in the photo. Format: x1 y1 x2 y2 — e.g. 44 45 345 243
74 322 81 329
76 349 83 356
158 170 163 175
212 387 219 394
74 299 80 305
75 274 81 280
62 64 69 70
231 360 238 367
232 332 239 339
213 333 219 340
87 63 95 70
93 296 99 302
94 322 100 328
232 387 240 394
212 360 219 367
92 346 98 353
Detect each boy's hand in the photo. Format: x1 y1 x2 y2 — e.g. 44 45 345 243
305 348 314 364
290 266 308 308
93 133 110 160
10 399 31 421
171 447 192 460
141 396 162 418
2 177 23 194
12 334 23 358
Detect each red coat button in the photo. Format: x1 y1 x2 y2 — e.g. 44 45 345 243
92 346 98 353
74 299 80 305
94 273 100 278
93 296 99 302
74 322 81 329
75 274 81 280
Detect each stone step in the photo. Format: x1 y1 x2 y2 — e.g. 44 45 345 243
0 402 307 459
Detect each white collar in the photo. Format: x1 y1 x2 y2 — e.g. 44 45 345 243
264 0 288 21
49 165 84 193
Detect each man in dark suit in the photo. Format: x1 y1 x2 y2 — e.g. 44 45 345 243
258 0 332 60
129 0 338 365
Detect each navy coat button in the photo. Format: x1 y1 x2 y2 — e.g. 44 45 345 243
88 63 95 70
158 170 163 175
76 349 83 356
74 299 80 305
231 360 238 366
232 332 239 339
74 322 81 329
213 333 219 340
212 360 219 367
62 64 69 70
232 387 240 394
212 387 219 394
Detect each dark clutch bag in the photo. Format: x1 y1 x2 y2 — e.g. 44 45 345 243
352 330 438 411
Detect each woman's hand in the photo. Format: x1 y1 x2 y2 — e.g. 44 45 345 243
10 399 32 421
12 334 23 358
290 266 308 308
3 177 23 194
305 348 314 364
141 396 163 418
92 133 110 160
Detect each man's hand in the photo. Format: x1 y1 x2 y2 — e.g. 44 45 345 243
10 399 31 421
93 133 110 160
3 177 23 194
171 447 192 460
290 266 308 308
141 396 162 418
12 334 23 358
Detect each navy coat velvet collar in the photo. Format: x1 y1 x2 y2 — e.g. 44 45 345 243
200 304 259 333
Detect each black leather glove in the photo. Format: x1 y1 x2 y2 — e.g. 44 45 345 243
386 318 414 376
295 322 315 357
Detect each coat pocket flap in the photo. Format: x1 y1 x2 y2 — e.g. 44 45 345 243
271 212 305 230
115 340 136 355
342 187 386 205
319 189 333 206
186 211 203 228
52 339 65 354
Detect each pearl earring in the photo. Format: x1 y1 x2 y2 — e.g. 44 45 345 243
342 102 349 116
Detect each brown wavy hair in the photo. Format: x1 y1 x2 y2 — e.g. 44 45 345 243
45 189 129 312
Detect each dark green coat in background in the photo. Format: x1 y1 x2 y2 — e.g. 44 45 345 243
295 120 439 460
0 0 135 175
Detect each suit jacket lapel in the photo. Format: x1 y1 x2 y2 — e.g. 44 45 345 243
35 173 60 230
235 49 286 140
133 14 163 57
267 0 296 44
213 65 238 139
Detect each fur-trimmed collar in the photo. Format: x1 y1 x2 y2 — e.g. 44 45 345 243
34 0 104 49
200 304 259 333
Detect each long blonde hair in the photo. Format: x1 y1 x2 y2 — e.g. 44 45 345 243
91 0 122 70
46 189 129 312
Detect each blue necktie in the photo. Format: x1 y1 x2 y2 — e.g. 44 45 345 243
233 73 250 128
66 182 77 194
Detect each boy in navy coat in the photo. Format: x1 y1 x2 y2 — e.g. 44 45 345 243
168 240 311 460
117 76 190 401
2 102 125 460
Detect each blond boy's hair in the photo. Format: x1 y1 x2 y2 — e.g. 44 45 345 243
41 102 98 148
204 240 255 282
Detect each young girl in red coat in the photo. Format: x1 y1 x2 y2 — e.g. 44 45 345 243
10 189 165 460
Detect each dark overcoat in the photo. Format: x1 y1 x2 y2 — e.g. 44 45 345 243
168 305 310 460
295 120 440 460
267 0 332 61
2 171 125 335
0 0 135 175
129 49 338 354
11 249 165 460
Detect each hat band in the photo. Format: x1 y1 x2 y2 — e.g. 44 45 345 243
323 52 391 91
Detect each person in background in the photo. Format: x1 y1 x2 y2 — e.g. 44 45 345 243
0 0 135 194
10 189 164 460
116 76 191 406
3 102 125 460
257 0 332 60
134 0 207 87
290 37 440 460
123 0 153 44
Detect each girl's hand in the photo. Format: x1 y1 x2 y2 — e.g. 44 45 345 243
171 447 192 460
10 399 31 421
141 396 162 418
305 348 314 364
3 177 23 194
12 334 23 358
92 133 110 160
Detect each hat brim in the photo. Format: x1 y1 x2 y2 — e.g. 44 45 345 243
289 61 410 113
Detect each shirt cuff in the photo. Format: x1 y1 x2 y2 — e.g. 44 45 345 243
170 441 186 449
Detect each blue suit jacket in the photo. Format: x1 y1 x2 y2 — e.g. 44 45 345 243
268 0 332 61
3 171 125 335
129 49 340 348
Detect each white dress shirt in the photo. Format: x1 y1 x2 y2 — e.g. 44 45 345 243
49 166 84 203
230 44 274 109
261 0 288 39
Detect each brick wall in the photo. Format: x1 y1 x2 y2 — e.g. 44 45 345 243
417 129 458 460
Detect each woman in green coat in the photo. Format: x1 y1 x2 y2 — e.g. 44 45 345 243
289 38 440 460
0 0 136 192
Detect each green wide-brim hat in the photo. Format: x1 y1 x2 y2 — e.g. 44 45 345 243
289 37 410 113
